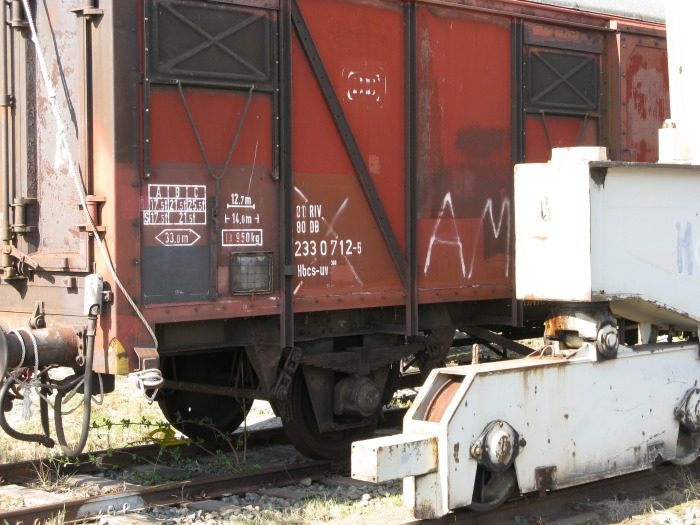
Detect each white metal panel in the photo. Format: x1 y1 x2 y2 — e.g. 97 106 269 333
661 0 700 163
514 148 601 302
589 165 700 327
515 147 700 327
351 433 437 483
354 342 700 518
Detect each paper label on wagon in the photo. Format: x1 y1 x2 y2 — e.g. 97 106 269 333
142 184 207 226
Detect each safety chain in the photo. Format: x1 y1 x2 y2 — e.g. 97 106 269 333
416 332 445 377
272 346 302 403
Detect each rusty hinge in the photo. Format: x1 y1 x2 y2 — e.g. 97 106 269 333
77 195 107 233
535 465 557 497
10 197 37 234
71 3 104 19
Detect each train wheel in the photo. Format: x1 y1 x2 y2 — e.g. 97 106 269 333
281 368 376 460
466 467 518 511
158 353 252 443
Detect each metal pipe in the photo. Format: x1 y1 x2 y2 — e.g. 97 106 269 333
161 379 259 400
1 0 13 274
0 325 83 376
78 1 94 193
54 306 97 457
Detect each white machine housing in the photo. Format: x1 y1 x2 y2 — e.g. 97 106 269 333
353 342 700 518
515 147 700 330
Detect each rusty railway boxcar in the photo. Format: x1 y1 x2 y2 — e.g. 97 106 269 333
0 0 668 461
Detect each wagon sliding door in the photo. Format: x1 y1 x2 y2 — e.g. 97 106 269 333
141 0 279 306
289 0 407 311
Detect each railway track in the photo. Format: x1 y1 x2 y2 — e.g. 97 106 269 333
0 407 408 522
1 435 698 525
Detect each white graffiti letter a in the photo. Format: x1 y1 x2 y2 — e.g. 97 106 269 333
424 192 466 276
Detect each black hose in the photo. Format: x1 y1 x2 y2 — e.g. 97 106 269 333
0 375 54 448
39 371 50 436
54 309 97 457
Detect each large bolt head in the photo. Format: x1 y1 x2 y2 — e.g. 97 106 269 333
596 323 619 359
355 381 381 415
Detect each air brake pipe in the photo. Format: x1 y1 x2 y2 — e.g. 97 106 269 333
0 377 55 447
54 304 97 456
0 325 83 449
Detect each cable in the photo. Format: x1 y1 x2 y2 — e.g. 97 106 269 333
20 0 158 351
128 368 163 402
9 328 39 420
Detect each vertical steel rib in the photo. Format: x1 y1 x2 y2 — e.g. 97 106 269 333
0 0 11 269
280 0 294 347
405 2 418 335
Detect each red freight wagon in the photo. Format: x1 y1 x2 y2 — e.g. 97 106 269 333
0 0 667 459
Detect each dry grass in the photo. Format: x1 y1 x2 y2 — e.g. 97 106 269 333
589 468 700 524
0 370 166 463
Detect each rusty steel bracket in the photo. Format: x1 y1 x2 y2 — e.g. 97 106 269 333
2 244 38 270
70 3 104 20
77 195 107 233
535 466 557 496
10 197 37 234
29 301 46 329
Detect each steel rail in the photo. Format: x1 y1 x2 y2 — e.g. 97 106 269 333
0 426 289 484
1 442 695 524
407 460 700 525
0 459 346 524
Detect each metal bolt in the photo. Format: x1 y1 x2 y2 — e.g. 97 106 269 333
605 331 618 349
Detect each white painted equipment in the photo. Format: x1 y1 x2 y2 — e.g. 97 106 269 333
515 147 700 331
353 342 700 518
659 1 700 163
353 146 700 518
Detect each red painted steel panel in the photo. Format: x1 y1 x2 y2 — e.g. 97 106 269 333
525 115 598 163
145 86 279 308
416 6 513 299
291 0 406 305
620 34 669 162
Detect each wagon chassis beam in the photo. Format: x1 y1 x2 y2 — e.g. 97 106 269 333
299 342 426 374
461 325 534 357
